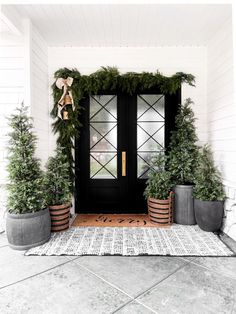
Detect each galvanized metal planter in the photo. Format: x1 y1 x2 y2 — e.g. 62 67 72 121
174 185 196 225
6 208 51 250
194 199 224 232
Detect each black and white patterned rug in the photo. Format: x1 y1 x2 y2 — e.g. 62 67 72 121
25 225 234 256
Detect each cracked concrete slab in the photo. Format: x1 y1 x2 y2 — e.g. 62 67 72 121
0 259 131 314
75 256 188 297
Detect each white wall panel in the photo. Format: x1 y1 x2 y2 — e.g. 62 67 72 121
207 17 236 240
0 34 24 227
30 23 49 166
0 34 24 186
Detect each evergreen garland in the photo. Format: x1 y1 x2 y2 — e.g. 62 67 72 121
194 145 225 201
51 67 195 184
7 104 45 214
167 98 199 185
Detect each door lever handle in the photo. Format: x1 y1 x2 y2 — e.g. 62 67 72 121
122 151 126 177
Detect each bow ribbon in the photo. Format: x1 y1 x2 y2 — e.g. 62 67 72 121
55 77 74 118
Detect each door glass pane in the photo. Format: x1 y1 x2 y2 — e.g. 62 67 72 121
90 95 117 179
90 153 117 179
90 95 117 122
137 94 165 179
137 122 164 150
90 123 117 150
137 152 157 179
137 95 164 122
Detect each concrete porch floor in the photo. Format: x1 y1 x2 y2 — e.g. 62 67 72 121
0 232 236 314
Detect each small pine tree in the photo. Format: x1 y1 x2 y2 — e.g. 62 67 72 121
44 145 72 206
194 145 225 201
144 154 172 200
168 98 199 185
7 104 44 214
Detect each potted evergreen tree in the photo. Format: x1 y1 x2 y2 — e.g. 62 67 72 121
6 105 51 250
44 145 72 232
144 154 173 226
168 98 199 225
194 145 226 232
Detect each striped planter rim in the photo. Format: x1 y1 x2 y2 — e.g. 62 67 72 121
148 197 170 205
48 203 71 211
49 203 71 232
50 212 70 221
51 217 69 226
50 208 70 217
148 192 174 227
51 222 70 232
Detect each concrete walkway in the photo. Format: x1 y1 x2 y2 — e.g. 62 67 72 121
0 231 236 314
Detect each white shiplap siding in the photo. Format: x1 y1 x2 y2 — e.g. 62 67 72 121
30 23 49 166
0 24 49 227
0 35 24 184
207 17 236 240
0 34 24 227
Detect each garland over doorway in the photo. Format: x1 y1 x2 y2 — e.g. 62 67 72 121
51 67 195 182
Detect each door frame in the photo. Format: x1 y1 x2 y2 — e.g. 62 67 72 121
75 87 181 214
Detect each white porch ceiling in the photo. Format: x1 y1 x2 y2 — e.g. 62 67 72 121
0 17 12 33
6 4 232 46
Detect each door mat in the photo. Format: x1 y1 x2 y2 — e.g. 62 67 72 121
72 214 160 227
25 225 235 256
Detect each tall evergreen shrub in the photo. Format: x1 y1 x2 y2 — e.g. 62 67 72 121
168 98 199 185
44 145 71 206
7 105 44 214
194 145 225 201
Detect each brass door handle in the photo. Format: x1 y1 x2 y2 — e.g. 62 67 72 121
122 151 126 176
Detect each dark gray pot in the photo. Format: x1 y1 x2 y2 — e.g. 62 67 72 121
194 199 224 232
6 208 51 250
174 185 196 225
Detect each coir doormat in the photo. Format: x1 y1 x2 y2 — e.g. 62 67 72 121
25 225 234 256
72 214 159 227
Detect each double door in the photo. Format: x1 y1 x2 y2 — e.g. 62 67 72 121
75 90 180 213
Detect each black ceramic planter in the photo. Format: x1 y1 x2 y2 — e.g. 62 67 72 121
194 199 224 232
6 208 51 250
174 185 196 225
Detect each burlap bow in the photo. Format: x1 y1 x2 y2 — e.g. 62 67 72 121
55 77 75 118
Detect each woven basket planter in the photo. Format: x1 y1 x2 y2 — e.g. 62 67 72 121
48 203 71 232
148 192 174 227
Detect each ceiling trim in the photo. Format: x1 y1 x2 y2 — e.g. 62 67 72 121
0 4 22 35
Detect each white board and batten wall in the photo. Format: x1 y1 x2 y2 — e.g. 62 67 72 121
0 21 49 226
0 33 24 223
0 34 24 184
0 21 49 181
24 20 49 166
207 17 236 239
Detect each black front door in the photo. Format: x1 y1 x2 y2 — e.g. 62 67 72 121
75 89 180 213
